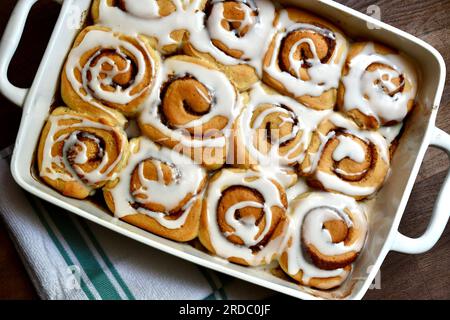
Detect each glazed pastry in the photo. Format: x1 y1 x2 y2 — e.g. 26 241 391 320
91 0 208 54
103 137 207 242
232 83 331 187
34 0 425 293
337 42 417 129
299 113 390 200
61 26 160 125
138 55 241 170
279 192 367 290
37 107 128 199
263 8 348 110
183 0 276 91
199 168 288 266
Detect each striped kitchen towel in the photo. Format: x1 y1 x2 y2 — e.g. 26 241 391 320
0 147 274 300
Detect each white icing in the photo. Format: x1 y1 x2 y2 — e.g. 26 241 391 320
379 122 403 145
238 84 331 166
95 0 204 49
195 0 276 75
121 0 161 19
108 137 206 230
40 114 127 189
264 11 348 98
316 171 376 197
341 42 417 123
139 58 240 148
328 113 389 163
303 113 389 197
65 28 155 118
332 135 366 163
334 167 367 177
234 84 330 187
224 201 264 244
285 192 367 282
286 178 310 203
204 169 287 266
96 0 276 75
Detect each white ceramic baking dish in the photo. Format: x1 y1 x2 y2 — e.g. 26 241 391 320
0 0 448 300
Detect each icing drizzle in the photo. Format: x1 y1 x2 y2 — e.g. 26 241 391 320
264 10 348 98
40 113 127 191
108 137 206 229
285 192 367 283
139 57 241 148
341 42 417 123
65 28 156 119
204 169 287 266
303 113 390 197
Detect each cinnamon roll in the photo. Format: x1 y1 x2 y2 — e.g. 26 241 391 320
183 0 276 91
37 107 128 199
61 26 160 126
199 168 288 266
299 113 390 200
263 8 348 110
138 55 241 170
232 83 330 187
103 137 207 242
279 192 367 290
337 42 417 129
92 0 207 54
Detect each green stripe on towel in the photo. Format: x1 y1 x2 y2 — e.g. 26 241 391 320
24 193 95 300
77 218 135 300
39 200 123 300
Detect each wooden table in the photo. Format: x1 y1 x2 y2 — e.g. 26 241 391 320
0 0 449 300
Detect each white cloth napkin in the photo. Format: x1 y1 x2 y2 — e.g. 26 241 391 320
0 147 273 300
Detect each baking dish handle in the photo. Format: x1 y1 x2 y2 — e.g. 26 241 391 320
391 127 450 254
0 0 40 107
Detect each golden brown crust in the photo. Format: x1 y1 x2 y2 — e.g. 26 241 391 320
37 107 128 199
105 190 203 242
103 137 207 242
278 251 352 290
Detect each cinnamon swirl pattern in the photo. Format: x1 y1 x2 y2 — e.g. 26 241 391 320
232 83 330 186
139 55 241 170
263 8 348 110
92 0 208 54
184 0 276 91
300 113 390 199
61 26 160 125
199 169 288 266
103 137 207 241
38 107 128 199
34 0 424 294
337 42 417 129
279 192 367 289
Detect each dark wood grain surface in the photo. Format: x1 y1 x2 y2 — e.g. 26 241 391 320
0 0 448 300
